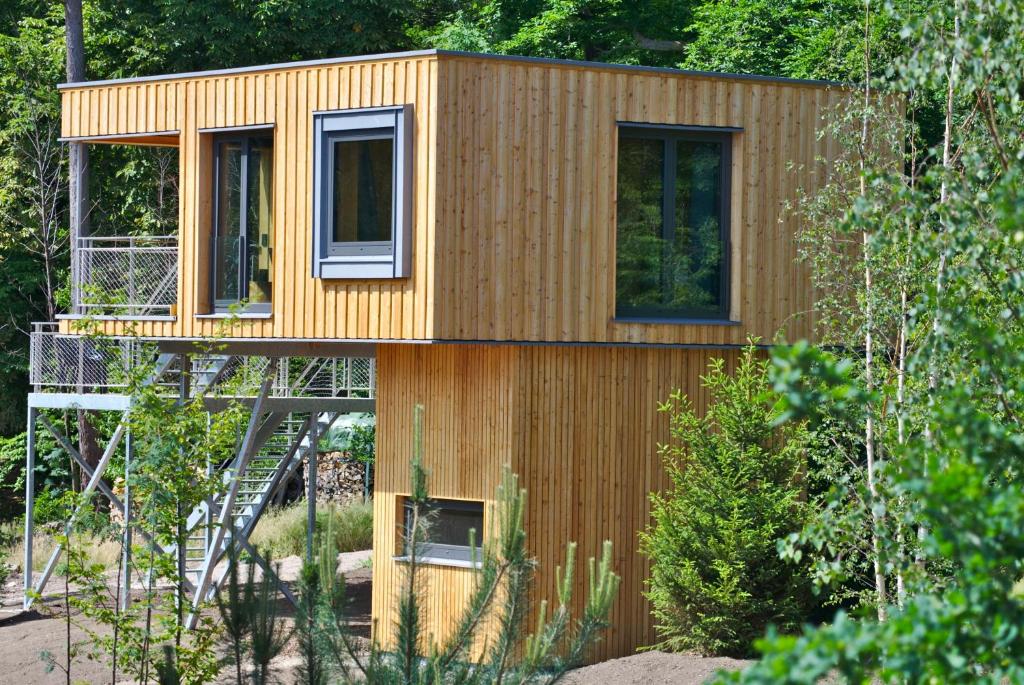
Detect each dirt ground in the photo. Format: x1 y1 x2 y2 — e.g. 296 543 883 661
0 553 373 685
3 558 757 685
562 651 754 684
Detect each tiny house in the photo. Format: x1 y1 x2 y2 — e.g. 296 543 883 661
32 49 840 661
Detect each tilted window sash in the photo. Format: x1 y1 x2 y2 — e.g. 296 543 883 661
312 105 413 279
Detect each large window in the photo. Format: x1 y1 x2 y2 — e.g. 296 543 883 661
615 125 732 321
212 133 274 313
313 106 412 279
401 498 483 566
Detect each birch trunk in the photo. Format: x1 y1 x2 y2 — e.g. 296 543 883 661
859 0 887 621
919 11 960 562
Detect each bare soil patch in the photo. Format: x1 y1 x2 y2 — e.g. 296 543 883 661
5 560 758 685
561 651 755 684
0 552 372 685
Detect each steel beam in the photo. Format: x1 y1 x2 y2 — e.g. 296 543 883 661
30 420 127 604
203 396 375 413
38 416 126 513
157 339 377 358
28 392 132 411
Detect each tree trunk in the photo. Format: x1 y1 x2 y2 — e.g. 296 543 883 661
920 10 960 563
65 0 88 309
65 0 102 474
859 0 887 622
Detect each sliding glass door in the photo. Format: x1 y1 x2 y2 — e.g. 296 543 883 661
212 134 273 312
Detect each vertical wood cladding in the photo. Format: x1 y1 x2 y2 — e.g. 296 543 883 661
60 53 839 345
432 56 841 345
60 56 440 341
372 342 741 661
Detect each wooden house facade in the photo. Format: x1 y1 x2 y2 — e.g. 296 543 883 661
52 49 841 660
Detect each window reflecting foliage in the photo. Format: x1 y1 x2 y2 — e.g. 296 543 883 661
616 129 729 319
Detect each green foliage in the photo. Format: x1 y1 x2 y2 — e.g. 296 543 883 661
215 543 293 685
249 499 374 559
640 345 813 657
56 327 247 683
293 404 620 683
295 525 331 685
318 415 376 465
711 0 1024 680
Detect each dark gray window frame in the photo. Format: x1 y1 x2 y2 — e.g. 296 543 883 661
211 131 274 314
312 105 413 279
614 123 737 323
398 497 484 565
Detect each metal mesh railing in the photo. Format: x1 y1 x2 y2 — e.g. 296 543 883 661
75 235 178 316
194 355 375 398
30 328 376 399
275 357 375 398
28 322 156 392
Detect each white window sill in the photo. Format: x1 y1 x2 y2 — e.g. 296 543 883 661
612 316 741 326
393 555 481 570
195 312 273 320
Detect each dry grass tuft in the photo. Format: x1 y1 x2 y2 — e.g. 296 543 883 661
1 521 121 574
250 499 373 559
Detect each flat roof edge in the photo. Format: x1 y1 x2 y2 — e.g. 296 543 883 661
58 48 844 91
439 50 844 88
57 49 442 90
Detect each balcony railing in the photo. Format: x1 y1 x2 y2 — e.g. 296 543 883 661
74 235 178 317
30 323 376 398
29 322 153 392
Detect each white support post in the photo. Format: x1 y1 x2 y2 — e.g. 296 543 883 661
23 407 37 610
186 357 279 628
121 427 133 611
306 412 318 561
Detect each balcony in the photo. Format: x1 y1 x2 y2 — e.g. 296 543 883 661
29 322 152 392
29 322 375 400
73 235 178 317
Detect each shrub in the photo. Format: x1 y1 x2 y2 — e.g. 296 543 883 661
250 499 373 559
293 405 621 683
318 416 376 465
640 345 813 657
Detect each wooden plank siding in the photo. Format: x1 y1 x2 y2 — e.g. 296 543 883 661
59 54 441 341
58 52 841 345
372 342 741 661
432 55 843 346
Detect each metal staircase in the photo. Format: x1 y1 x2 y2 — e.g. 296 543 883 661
24 339 375 618
175 410 339 596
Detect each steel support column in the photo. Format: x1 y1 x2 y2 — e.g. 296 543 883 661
121 427 133 611
23 407 37 610
306 413 318 561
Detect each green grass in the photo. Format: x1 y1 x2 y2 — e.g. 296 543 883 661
0 520 122 575
249 499 373 559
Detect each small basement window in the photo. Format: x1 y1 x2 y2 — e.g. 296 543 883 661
312 105 413 279
399 498 483 567
615 124 733 321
